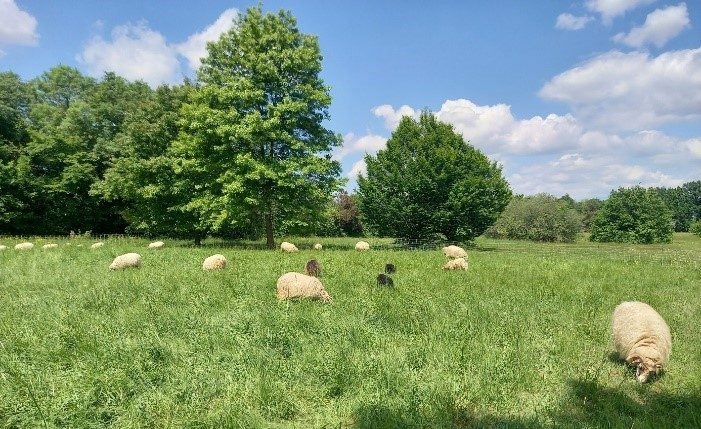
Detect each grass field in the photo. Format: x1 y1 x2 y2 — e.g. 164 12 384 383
1 234 700 428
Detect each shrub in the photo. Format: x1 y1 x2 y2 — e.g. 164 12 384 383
486 194 582 242
689 220 701 237
590 187 673 244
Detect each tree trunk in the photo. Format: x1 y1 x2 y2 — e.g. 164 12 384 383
265 212 275 249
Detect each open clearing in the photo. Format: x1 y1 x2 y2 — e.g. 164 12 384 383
1 235 700 428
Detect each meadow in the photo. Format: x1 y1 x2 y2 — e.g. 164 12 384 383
0 234 699 428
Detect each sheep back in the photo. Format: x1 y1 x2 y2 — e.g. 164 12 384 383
109 253 142 270
14 242 34 250
355 241 370 251
443 258 468 270
148 241 165 249
276 272 331 302
442 245 467 259
280 242 298 252
203 254 227 270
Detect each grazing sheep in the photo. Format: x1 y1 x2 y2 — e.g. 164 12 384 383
385 263 396 274
90 242 104 249
304 259 322 277
148 241 165 249
376 273 394 287
0 245 7 251
442 245 467 259
612 301 672 383
314 243 323 250
42 243 58 250
355 241 370 251
276 272 332 302
202 254 226 270
281 241 298 253
14 242 34 250
443 257 468 270
109 253 142 270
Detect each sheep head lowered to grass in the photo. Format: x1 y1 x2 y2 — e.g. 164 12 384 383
612 301 671 383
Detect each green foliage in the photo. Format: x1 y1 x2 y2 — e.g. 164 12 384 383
590 186 673 244
574 198 603 231
173 6 343 247
654 181 701 232
333 190 363 236
689 220 701 237
357 112 511 242
486 194 583 242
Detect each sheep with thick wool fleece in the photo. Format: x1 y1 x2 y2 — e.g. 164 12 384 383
612 301 671 383
280 242 298 252
442 245 467 259
148 241 165 249
313 243 323 250
109 253 142 270
355 241 370 251
42 243 58 249
202 254 226 270
443 258 468 270
15 242 34 250
91 242 104 249
276 272 332 303
0 245 7 251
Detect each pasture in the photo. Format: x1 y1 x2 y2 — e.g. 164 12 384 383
1 235 700 428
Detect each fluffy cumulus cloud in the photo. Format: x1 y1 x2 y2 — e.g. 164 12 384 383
176 8 238 70
539 47 701 130
585 0 656 24
77 23 181 87
613 3 690 48
0 0 38 46
348 159 367 180
372 105 419 130
555 13 594 30
335 132 386 161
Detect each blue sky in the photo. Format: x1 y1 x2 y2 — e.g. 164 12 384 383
1 0 700 199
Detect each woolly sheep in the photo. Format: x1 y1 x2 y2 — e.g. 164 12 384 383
313 243 323 250
355 241 370 251
376 273 394 287
148 241 165 249
109 253 142 270
442 245 467 259
202 254 226 270
280 242 298 253
276 272 332 302
612 301 671 383
14 242 34 250
385 263 396 274
91 242 104 249
0 245 7 251
443 257 468 270
42 243 58 250
304 259 321 277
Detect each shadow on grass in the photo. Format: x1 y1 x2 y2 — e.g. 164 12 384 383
351 380 701 428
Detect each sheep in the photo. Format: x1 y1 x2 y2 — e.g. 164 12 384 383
202 254 226 270
280 241 298 253
109 253 142 270
443 257 468 270
385 263 396 274
276 272 332 302
42 243 59 250
313 243 323 250
376 273 394 287
304 259 322 277
0 245 7 251
442 245 467 259
91 242 104 249
355 241 370 251
14 242 34 250
148 241 165 249
612 301 672 383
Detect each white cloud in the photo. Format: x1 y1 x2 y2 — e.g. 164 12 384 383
555 13 594 30
0 0 38 46
539 47 701 130
77 22 181 87
348 159 367 179
175 8 238 70
372 104 418 130
613 3 690 48
334 132 387 160
585 0 656 24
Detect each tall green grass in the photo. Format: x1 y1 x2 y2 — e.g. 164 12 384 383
1 235 699 428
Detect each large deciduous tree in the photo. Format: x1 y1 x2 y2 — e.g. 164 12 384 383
357 112 511 242
173 7 343 248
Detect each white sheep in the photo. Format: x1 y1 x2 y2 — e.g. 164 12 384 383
443 257 468 270
280 242 298 253
442 245 467 259
14 242 34 250
612 301 672 383
0 245 7 251
202 254 226 270
42 243 59 250
276 272 332 302
355 241 370 251
148 241 165 249
313 243 323 250
109 253 142 270
91 242 104 249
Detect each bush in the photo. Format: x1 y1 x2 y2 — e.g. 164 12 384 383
689 220 701 237
590 187 673 244
486 194 583 242
333 191 364 236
